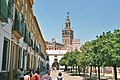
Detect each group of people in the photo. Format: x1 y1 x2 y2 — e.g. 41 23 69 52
18 68 64 80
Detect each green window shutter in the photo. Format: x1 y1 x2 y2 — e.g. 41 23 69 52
23 24 29 43
22 22 25 37
21 15 25 37
26 30 29 43
25 28 29 44
0 0 8 21
19 20 23 36
14 9 22 37
28 32 31 46
14 9 19 31
8 0 14 19
36 46 38 53
31 39 33 48
23 24 27 42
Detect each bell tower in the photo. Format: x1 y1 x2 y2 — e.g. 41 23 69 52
62 13 74 47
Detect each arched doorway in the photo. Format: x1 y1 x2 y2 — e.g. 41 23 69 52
52 62 59 70
52 55 59 70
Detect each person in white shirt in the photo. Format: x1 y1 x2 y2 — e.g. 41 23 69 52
55 72 64 80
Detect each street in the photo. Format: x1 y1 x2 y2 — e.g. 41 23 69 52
47 70 84 80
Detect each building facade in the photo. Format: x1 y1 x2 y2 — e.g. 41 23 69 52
0 0 47 80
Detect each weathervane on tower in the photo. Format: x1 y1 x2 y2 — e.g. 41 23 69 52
67 12 70 15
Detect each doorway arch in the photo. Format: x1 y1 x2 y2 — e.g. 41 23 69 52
52 62 59 70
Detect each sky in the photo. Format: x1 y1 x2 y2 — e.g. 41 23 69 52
33 0 120 45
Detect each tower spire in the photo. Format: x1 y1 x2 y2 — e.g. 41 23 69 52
65 12 70 27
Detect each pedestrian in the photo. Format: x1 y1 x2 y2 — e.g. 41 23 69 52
31 70 40 80
28 68 33 78
41 70 52 80
19 68 24 80
32 67 35 74
24 71 30 80
37 67 40 74
55 72 64 80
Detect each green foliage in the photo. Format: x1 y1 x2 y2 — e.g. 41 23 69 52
59 29 120 68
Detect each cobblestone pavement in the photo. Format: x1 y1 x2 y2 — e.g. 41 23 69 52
50 70 84 80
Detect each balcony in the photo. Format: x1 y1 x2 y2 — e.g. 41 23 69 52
12 9 23 39
0 0 8 22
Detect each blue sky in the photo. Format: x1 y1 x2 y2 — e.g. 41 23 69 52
33 0 120 45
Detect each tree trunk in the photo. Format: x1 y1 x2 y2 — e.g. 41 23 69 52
114 66 117 80
98 66 100 80
78 66 80 75
84 67 86 75
73 66 74 73
71 66 72 73
90 66 92 80
65 65 67 71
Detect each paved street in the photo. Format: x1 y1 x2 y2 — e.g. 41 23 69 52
40 70 120 80
50 70 84 80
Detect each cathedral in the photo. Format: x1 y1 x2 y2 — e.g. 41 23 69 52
46 14 80 69
62 14 80 51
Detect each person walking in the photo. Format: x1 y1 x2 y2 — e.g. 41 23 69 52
19 68 24 80
55 72 64 80
24 71 30 80
41 70 52 80
31 70 40 80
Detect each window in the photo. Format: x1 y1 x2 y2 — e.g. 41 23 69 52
2 37 10 71
12 44 16 70
55 55 57 57
18 47 22 69
22 49 25 69
31 55 33 68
